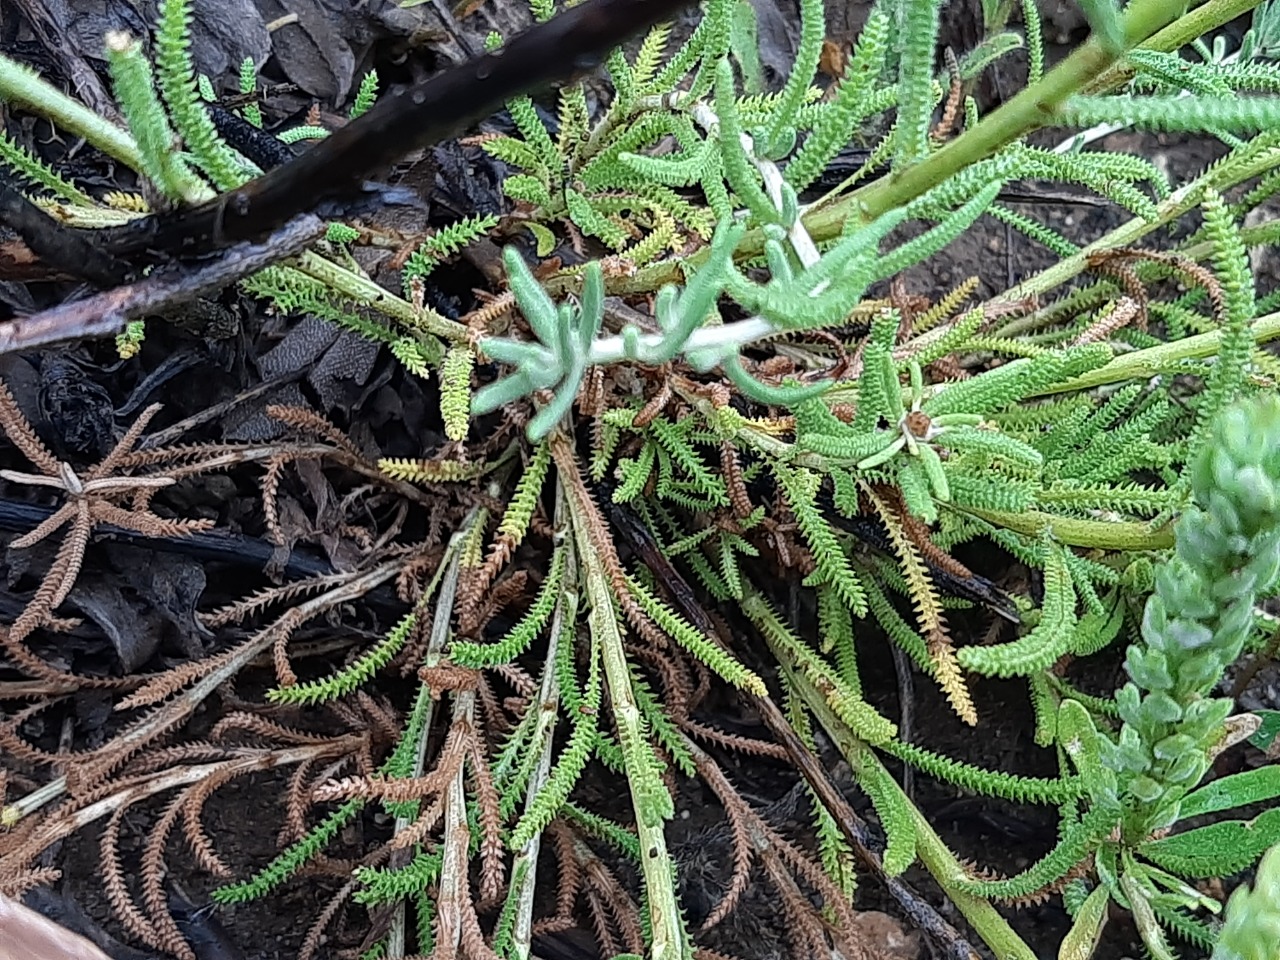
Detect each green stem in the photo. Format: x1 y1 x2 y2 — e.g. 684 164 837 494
1029 309 1280 396
563 454 687 960
581 0 1216 302
960 507 1175 550
0 52 142 172
1084 0 1266 95
294 251 468 342
772 637 1037 960
993 137 1280 338
803 0 1196 242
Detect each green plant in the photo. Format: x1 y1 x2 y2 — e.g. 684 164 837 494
1213 842 1280 960
0 0 466 365
950 393 1280 958
6 0 1280 958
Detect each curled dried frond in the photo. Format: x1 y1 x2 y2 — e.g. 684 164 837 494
682 719 788 760
266 404 364 459
200 572 354 629
380 457 491 483
468 735 505 906
140 795 200 960
584 853 645 956
210 712 334 745
298 879 357 960
691 757 755 931
389 793 447 851
0 395 216 684
419 663 483 696
261 456 288 544
0 379 58 473
101 806 165 953
862 483 975 725
0 865 61 897
180 777 237 879
1072 296 1143 346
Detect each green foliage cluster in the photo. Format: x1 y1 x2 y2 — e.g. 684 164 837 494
8 0 1280 957
957 393 1280 958
1214 843 1280 960
0 0 467 368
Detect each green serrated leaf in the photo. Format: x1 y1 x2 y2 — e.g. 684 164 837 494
1058 698 1117 803
1059 883 1110 960
526 221 558 257
1141 807 1280 877
1177 766 1280 820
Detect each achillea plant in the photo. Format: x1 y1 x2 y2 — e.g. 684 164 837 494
953 393 1280 959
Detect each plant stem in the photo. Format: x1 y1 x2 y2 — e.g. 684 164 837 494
437 689 477 957
775 649 1037 960
0 52 143 172
386 521 473 960
961 507 1175 550
993 136 1280 337
575 0 1244 299
558 437 687 960
1029 309 1280 395
294 251 468 342
803 0 1194 242
1083 0 1266 95
509 486 573 960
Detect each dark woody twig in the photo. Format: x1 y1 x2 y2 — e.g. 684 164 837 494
0 214 324 354
89 0 695 260
0 177 133 286
0 0 693 349
0 498 333 578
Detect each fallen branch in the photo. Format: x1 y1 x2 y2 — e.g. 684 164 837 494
0 214 323 354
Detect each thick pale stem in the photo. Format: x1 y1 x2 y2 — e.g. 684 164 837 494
576 0 1243 299
295 251 467 342
436 690 477 958
0 52 142 171
1083 0 1266 95
557 438 687 960
387 522 474 960
509 486 574 960
1030 309 1280 396
802 0 1196 243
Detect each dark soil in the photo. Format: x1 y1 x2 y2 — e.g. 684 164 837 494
2 2 1277 960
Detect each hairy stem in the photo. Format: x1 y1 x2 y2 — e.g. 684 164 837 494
1030 309 1280 396
0 53 143 171
1083 0 1266 95
993 137 1280 337
550 0 1246 299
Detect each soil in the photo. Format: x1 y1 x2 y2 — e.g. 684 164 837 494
1 2 1277 960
